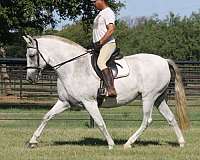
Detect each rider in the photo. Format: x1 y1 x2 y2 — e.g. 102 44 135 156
92 0 117 97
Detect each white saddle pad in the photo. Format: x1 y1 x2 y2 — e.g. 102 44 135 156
113 59 130 79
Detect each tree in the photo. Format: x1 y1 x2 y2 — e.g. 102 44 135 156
0 0 124 46
0 0 124 57
50 12 200 61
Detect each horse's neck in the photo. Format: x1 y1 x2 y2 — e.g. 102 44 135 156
39 38 92 79
40 39 85 64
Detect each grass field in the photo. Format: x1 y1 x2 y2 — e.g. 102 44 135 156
0 100 199 160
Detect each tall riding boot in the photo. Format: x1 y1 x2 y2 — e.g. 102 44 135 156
101 68 117 97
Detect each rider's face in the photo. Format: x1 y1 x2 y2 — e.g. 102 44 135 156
93 0 105 10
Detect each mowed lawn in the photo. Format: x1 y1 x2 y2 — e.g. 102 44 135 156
0 100 199 160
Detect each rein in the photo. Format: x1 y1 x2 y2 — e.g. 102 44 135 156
53 51 89 69
26 39 91 70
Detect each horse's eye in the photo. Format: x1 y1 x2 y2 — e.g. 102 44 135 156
29 54 35 58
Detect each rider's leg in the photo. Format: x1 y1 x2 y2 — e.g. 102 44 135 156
97 42 117 97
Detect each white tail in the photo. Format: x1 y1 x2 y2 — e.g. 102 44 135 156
167 59 190 130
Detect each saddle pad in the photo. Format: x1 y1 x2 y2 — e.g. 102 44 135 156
113 59 130 79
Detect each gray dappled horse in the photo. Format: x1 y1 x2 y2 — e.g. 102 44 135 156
23 35 189 150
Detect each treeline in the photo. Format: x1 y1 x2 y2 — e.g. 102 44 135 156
6 12 200 61
46 12 200 61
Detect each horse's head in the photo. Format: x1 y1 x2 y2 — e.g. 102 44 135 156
23 35 48 84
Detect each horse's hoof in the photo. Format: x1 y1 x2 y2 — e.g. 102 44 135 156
178 138 185 148
109 145 114 150
27 143 38 149
124 143 132 149
180 143 185 148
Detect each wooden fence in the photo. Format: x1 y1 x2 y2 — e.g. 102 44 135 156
0 58 199 106
0 58 199 128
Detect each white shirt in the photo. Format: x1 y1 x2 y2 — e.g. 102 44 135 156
93 7 116 43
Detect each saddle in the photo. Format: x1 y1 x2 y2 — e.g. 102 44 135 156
90 48 130 106
91 48 130 79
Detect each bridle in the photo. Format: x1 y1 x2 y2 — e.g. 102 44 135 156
26 39 48 71
26 39 90 72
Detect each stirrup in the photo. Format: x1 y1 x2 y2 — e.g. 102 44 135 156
98 80 106 97
97 80 107 107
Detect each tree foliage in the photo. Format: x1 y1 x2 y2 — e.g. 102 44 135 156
119 12 200 60
0 0 124 45
1 0 199 60
0 0 123 57
47 12 200 61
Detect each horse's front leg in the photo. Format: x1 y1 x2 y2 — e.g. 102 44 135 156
28 99 70 148
83 100 115 150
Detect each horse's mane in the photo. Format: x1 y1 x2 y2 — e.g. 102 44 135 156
35 35 85 49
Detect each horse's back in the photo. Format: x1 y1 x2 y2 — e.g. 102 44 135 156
125 53 169 73
125 53 167 64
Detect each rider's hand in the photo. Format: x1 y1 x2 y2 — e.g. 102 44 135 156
93 41 103 53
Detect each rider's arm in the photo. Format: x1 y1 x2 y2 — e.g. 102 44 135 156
100 24 115 45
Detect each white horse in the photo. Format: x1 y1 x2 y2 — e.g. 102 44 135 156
23 35 189 150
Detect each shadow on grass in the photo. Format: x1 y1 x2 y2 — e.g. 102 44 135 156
52 138 163 147
166 141 180 147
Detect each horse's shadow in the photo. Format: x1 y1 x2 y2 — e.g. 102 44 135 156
52 138 178 147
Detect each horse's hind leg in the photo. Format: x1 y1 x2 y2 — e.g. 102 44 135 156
157 100 185 147
124 98 154 149
28 99 70 148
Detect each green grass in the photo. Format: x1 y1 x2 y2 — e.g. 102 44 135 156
0 100 200 160
0 126 199 160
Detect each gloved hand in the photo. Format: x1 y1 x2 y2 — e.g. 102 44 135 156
93 41 103 53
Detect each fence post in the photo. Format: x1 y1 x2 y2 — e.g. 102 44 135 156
89 116 95 128
50 75 53 95
19 66 23 99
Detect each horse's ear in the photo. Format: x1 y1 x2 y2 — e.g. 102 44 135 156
23 36 30 44
22 35 35 47
27 35 35 43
